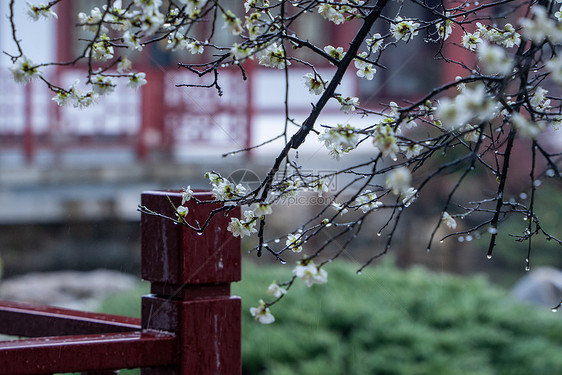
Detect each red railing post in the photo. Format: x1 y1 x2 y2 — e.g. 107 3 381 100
139 191 241 375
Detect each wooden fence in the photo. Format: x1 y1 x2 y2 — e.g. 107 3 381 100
0 191 241 374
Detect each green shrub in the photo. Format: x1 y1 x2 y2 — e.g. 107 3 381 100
98 262 562 374
237 261 562 375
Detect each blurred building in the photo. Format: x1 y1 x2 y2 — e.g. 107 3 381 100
0 1 465 275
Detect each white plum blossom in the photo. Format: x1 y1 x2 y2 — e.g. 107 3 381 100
166 32 185 51
181 186 193 204
88 35 114 61
442 211 457 229
477 42 514 76
401 187 418 207
372 123 400 160
231 43 252 60
463 125 482 143
9 56 41 84
354 190 383 213
117 57 133 73
336 95 360 114
91 75 115 95
286 233 303 253
78 8 105 33
183 0 208 17
403 143 422 159
331 201 349 216
462 31 482 51
520 6 559 44
176 205 189 218
318 3 346 25
186 40 205 54
476 22 521 47
245 12 262 40
366 34 383 53
498 24 521 48
475 22 491 40
227 211 257 238
390 17 420 42
319 124 360 159
26 2 57 21
530 87 551 111
436 98 465 130
386 166 412 196
267 283 287 298
127 73 148 89
52 80 82 107
250 300 275 324
276 177 304 197
210 178 246 203
355 56 376 80
244 0 270 12
52 91 72 106
546 56 562 85
183 0 207 12
324 45 345 61
510 113 544 139
223 10 243 35
73 91 99 109
455 85 498 123
254 203 272 216
257 43 289 69
303 73 326 95
140 7 166 36
104 1 131 31
436 85 497 130
134 0 163 8
313 179 330 197
437 13 453 40
293 262 328 287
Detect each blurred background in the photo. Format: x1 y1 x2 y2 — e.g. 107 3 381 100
1 1 562 374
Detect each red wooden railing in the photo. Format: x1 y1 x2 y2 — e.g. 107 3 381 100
0 191 241 374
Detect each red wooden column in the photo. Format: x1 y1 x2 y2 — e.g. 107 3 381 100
139 191 241 375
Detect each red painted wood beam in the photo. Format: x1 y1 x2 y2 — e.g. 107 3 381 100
0 331 176 375
0 301 141 338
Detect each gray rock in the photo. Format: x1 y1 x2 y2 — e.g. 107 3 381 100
511 267 562 308
0 269 139 311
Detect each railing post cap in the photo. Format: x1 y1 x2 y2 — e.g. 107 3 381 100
140 190 241 285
